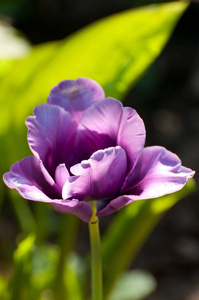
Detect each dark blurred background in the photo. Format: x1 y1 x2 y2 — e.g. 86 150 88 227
1 0 199 299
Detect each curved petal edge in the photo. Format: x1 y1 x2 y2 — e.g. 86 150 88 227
47 77 105 124
121 146 195 200
50 199 93 223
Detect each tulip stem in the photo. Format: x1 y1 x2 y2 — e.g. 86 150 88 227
88 201 103 300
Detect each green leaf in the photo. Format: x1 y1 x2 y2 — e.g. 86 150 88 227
55 214 80 300
31 244 59 290
108 270 156 300
101 179 196 298
14 233 35 263
11 233 36 300
0 276 9 300
0 1 188 134
9 191 37 233
0 0 27 18
64 253 85 300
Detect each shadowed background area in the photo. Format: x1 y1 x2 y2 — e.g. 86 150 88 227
0 1 199 300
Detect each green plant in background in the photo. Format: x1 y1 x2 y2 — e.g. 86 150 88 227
0 2 196 300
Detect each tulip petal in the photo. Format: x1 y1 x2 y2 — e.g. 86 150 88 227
63 146 127 201
3 156 92 222
47 78 105 124
121 146 195 200
55 164 69 191
50 200 93 223
97 195 131 216
26 104 77 176
75 99 145 167
3 156 59 201
75 98 124 160
117 107 146 171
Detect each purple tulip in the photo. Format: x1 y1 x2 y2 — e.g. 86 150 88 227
3 78 194 222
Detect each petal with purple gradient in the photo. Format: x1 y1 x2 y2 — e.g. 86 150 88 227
121 146 195 200
26 104 77 176
97 195 131 216
63 146 127 201
75 98 124 160
117 107 146 171
3 156 59 201
47 78 105 124
75 99 145 166
55 164 69 191
50 199 93 223
3 156 92 222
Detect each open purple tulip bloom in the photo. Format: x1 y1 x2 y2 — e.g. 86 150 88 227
3 78 194 222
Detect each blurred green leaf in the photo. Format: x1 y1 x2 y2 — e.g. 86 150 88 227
0 1 188 134
0 19 31 210
101 179 197 298
55 214 79 300
9 191 37 233
31 244 59 291
0 276 9 300
12 239 59 300
31 248 84 300
108 269 156 300
64 253 85 300
11 233 36 300
0 0 26 17
14 233 35 263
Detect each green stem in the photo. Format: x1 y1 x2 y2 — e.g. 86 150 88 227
88 201 103 300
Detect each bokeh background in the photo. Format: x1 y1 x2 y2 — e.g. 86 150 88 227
1 1 199 300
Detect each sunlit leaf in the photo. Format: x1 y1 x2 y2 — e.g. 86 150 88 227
14 233 35 263
0 1 188 135
108 270 156 300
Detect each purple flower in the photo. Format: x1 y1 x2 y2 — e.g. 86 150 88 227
3 78 194 222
